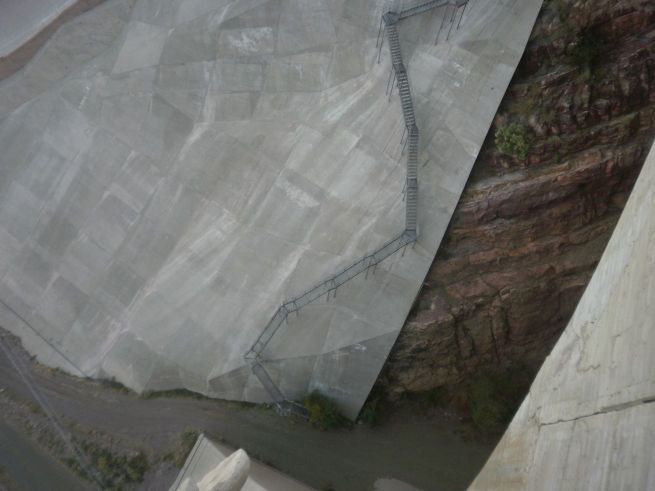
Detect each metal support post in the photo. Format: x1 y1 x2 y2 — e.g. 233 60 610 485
457 1 468 30
386 67 394 95
436 5 448 44
447 4 457 40
377 24 386 63
388 70 396 100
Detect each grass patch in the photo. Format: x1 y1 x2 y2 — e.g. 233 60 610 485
141 388 210 400
303 391 350 431
67 440 150 490
163 430 199 468
495 123 533 160
512 94 537 115
99 378 131 394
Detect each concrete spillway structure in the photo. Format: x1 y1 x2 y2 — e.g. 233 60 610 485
0 0 541 418
471 142 655 489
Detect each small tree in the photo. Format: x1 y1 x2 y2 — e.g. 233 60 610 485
303 391 349 430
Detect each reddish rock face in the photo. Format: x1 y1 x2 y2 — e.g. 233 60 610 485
379 0 655 398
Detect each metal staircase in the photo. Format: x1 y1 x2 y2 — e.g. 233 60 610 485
243 0 469 416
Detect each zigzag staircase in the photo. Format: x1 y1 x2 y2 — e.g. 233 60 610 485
244 0 469 416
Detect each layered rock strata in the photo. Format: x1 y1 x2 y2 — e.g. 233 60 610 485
380 0 655 397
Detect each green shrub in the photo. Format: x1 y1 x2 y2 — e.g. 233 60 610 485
72 440 150 488
141 388 209 400
303 391 349 430
126 452 149 482
495 123 532 160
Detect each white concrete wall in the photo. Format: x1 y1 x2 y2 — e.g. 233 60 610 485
470 141 655 490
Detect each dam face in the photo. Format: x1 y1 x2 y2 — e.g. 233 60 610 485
0 0 541 418
471 140 655 491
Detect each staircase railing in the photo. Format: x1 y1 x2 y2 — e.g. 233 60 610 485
242 0 470 416
398 0 452 19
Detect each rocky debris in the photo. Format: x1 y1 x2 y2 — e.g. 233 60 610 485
379 0 655 399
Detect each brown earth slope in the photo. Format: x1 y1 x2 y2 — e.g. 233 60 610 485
378 0 655 400
0 0 108 80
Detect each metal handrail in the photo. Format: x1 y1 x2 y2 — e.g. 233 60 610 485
243 231 416 363
399 0 449 19
242 1 457 413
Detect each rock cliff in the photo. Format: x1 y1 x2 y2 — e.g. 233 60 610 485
379 0 655 399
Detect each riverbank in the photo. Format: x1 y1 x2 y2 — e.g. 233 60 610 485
0 329 494 490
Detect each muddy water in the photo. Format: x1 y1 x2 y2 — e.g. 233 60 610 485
0 420 88 491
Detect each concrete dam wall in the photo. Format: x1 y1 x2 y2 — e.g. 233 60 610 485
0 0 541 418
471 140 655 489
